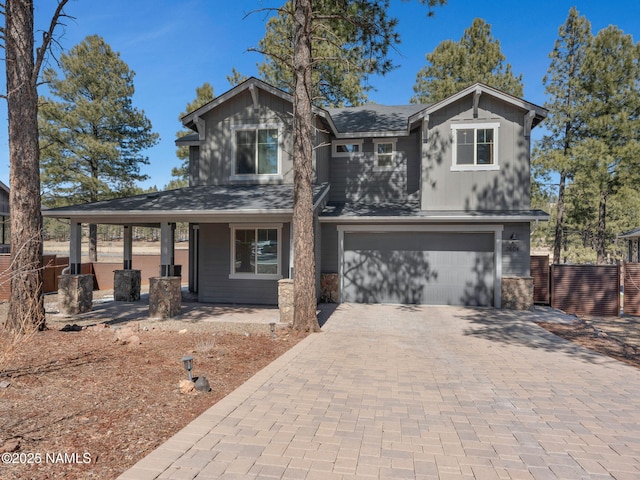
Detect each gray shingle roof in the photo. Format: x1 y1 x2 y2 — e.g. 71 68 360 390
326 104 428 133
44 183 330 218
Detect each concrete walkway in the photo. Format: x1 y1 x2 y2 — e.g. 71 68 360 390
117 305 640 479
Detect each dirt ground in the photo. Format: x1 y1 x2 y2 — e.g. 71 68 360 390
536 317 640 369
0 298 305 480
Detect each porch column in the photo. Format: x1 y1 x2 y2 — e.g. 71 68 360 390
114 225 141 301
123 225 133 269
69 221 82 274
160 222 175 276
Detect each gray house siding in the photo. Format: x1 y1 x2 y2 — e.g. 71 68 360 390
421 95 531 211
198 222 290 305
196 89 294 186
320 223 339 274
502 222 531 277
329 131 421 203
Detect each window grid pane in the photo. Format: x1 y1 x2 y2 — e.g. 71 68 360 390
476 129 494 165
235 229 255 273
236 130 257 174
257 129 278 174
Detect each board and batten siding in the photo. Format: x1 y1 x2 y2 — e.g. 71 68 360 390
501 223 531 277
329 130 421 203
196 89 294 186
198 223 290 305
421 94 531 211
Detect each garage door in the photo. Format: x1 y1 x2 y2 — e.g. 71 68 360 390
342 232 494 306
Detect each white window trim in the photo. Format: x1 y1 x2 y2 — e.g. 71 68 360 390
229 223 283 280
332 139 364 158
230 124 283 181
373 138 397 170
450 122 500 171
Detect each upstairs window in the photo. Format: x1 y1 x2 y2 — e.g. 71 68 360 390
374 139 396 169
451 123 500 170
332 140 363 157
234 127 279 176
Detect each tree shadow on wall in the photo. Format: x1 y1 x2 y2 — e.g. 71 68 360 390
343 250 438 304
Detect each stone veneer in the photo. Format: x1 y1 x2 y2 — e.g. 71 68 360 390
58 274 94 315
114 270 141 302
149 276 181 318
278 279 294 324
501 276 534 310
320 273 339 303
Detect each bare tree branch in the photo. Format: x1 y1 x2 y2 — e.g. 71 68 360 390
32 0 71 86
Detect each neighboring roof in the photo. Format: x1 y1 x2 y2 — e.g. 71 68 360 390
43 183 331 225
326 104 428 135
0 180 9 195
320 201 550 223
619 227 640 239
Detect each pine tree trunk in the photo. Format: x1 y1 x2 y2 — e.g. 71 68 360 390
4 0 45 332
596 190 607 264
552 170 567 264
291 0 320 332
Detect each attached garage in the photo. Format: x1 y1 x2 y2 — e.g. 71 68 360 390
338 226 501 306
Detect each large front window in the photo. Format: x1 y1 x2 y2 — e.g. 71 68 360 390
235 128 279 175
451 123 499 170
231 225 281 279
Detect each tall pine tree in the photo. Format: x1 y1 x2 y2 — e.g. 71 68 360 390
411 18 522 103
572 26 640 263
39 35 159 261
534 7 592 264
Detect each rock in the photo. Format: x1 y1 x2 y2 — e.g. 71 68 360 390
125 335 141 347
178 329 188 334
624 345 637 358
195 376 211 392
0 439 20 453
113 326 137 344
597 330 608 339
60 324 83 332
179 379 195 394
0 381 10 389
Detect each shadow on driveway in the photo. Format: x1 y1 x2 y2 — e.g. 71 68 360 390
459 307 617 365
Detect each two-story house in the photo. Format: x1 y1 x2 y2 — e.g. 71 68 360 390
44 77 548 308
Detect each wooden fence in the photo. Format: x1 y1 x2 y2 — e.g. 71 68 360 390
550 264 620 317
0 250 189 301
624 263 640 316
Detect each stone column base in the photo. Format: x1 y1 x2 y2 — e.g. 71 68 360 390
501 276 534 310
114 270 141 302
278 279 294 324
149 276 181 318
58 274 94 315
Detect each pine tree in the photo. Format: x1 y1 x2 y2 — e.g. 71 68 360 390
2 0 70 332
534 7 592 264
39 35 159 261
282 0 445 331
572 26 640 263
411 18 523 103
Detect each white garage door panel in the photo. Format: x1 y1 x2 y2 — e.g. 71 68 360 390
342 232 494 306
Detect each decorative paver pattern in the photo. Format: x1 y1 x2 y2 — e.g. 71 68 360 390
118 305 640 479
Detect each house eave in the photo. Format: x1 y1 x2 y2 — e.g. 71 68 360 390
319 213 550 224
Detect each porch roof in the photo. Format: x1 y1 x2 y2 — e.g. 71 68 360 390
319 201 550 224
619 227 640 240
42 183 330 226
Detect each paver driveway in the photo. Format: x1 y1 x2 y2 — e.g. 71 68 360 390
118 305 640 479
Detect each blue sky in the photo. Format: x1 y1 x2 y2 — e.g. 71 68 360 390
1 0 639 191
